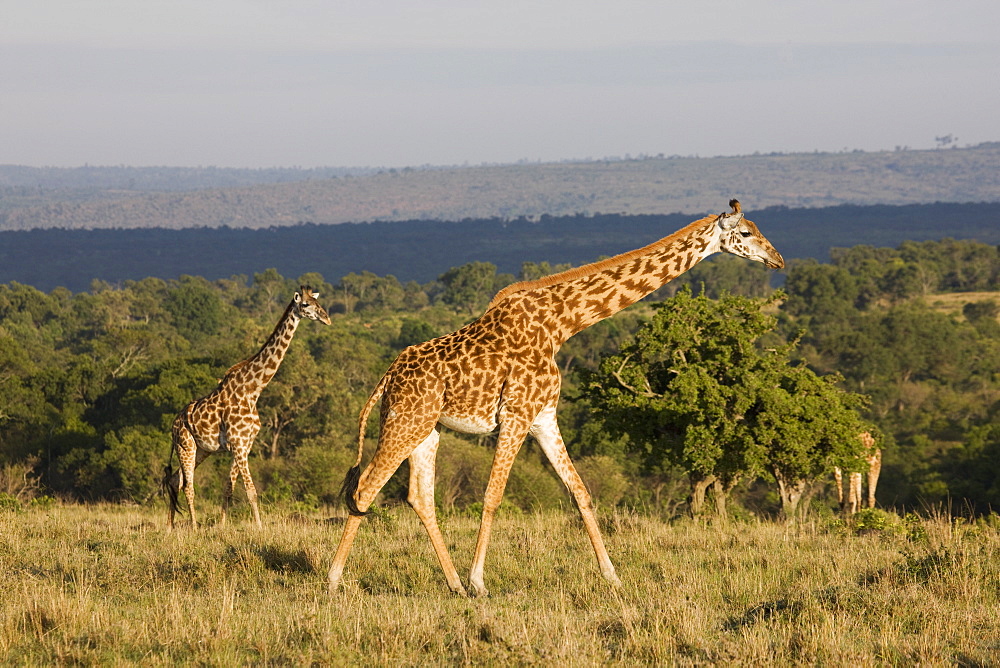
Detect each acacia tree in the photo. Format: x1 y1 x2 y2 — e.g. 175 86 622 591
581 287 869 518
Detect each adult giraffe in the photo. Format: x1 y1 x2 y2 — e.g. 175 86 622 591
164 286 331 529
329 200 784 596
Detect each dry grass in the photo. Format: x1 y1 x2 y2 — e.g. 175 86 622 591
1 503 998 665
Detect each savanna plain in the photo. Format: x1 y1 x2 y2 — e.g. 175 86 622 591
2 502 998 665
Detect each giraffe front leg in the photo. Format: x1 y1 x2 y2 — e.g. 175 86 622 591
222 450 262 527
241 453 263 528
530 405 620 587
468 418 531 598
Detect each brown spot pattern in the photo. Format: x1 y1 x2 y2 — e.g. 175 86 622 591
328 202 784 596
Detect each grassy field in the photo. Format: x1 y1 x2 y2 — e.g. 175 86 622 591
2 502 999 665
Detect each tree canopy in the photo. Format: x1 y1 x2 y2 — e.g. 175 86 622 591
581 287 870 517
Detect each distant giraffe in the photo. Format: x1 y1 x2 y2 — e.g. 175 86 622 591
164 286 331 529
328 200 784 596
834 431 882 515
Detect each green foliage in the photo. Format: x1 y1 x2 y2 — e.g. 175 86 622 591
394 317 438 349
851 508 905 536
97 426 167 502
1 238 999 518
28 495 58 510
438 261 503 314
0 493 21 512
904 512 929 542
163 276 226 341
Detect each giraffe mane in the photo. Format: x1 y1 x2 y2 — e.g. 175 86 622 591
486 213 718 311
219 298 299 381
223 359 252 378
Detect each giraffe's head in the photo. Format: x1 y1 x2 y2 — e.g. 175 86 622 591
716 199 785 269
294 286 332 325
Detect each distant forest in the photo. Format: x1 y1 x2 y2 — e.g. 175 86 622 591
3 202 999 293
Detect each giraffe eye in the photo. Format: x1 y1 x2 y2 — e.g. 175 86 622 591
739 230 752 238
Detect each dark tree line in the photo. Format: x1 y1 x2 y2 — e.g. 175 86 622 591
2 203 998 294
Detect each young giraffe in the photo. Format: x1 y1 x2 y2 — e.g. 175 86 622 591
328 200 784 596
834 431 882 515
164 286 331 529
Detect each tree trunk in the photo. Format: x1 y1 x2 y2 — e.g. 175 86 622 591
711 478 728 520
688 474 716 517
710 476 740 521
774 469 809 522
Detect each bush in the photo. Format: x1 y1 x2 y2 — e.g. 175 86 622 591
28 495 58 510
257 440 357 505
852 508 905 536
0 493 22 512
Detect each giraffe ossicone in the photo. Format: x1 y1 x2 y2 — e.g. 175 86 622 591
163 286 331 530
328 200 784 596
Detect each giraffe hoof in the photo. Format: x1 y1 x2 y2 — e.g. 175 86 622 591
469 583 489 598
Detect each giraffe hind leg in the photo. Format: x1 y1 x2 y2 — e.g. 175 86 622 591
328 419 436 593
407 429 467 596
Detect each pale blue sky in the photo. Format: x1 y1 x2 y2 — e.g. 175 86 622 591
2 0 998 168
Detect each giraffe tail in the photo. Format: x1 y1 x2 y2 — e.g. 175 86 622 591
161 438 184 517
340 373 389 516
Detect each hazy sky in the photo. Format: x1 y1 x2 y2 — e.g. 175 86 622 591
3 0 998 168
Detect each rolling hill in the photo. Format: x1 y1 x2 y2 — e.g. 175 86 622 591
2 143 998 232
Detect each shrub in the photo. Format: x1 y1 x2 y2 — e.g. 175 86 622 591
852 508 905 536
0 492 22 512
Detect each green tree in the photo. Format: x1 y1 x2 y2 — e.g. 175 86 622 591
519 261 572 282
582 287 868 518
582 288 779 515
438 262 499 314
394 318 438 349
338 271 379 313
163 276 225 342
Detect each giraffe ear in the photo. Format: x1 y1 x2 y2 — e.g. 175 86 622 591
294 291 303 304
311 291 320 299
719 211 743 231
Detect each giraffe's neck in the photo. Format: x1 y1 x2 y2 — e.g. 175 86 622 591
229 303 301 401
497 215 720 345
